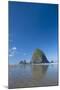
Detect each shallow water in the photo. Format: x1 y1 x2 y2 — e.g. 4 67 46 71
8 64 58 89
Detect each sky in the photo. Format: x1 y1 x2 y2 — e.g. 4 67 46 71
9 1 58 64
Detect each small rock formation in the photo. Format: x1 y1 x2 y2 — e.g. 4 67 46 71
32 48 49 63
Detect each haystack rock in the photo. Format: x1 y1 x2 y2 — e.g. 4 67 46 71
32 48 49 63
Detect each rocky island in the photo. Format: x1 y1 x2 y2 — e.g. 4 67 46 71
32 48 49 64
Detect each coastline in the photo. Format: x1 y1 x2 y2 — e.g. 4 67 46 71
8 63 58 67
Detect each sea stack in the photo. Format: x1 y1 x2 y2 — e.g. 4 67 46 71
32 48 49 63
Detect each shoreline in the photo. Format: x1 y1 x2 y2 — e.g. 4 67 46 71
8 63 58 66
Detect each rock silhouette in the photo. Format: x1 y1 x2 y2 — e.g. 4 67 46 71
32 48 49 63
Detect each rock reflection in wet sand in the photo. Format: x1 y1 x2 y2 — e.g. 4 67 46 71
32 65 48 81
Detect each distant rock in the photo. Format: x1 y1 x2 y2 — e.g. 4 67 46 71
32 48 49 63
19 60 27 64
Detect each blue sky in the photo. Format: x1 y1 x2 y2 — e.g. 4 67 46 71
9 1 58 64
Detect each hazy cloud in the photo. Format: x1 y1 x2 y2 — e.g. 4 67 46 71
12 47 16 50
9 46 17 57
9 54 13 57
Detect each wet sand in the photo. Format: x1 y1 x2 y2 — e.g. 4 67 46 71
8 64 58 89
